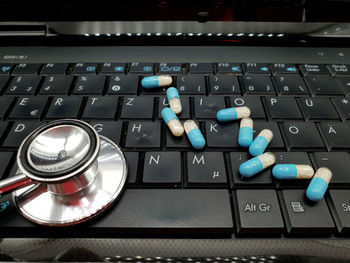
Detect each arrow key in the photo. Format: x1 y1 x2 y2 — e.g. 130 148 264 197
9 97 47 119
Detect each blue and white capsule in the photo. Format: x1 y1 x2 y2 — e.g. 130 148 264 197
272 164 314 180
238 117 253 148
184 120 206 150
306 167 332 202
166 87 182 114
216 106 251 122
141 75 172 89
239 152 276 178
161 107 184 137
249 129 273 157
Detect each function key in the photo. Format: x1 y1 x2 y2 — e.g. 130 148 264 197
216 63 241 74
271 64 298 75
159 63 182 74
41 63 68 74
244 63 270 74
329 64 350 76
12 63 41 75
129 62 154 74
0 64 14 75
72 63 97 74
100 63 125 74
189 63 213 74
300 64 329 75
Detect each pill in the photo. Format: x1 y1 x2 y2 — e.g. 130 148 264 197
306 167 332 202
161 107 184 137
272 164 314 180
238 117 253 148
216 106 251 122
184 120 206 150
249 129 273 157
239 152 276 178
141 75 172 89
166 87 182 114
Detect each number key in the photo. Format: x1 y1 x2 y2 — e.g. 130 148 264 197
209 75 240 94
273 75 308 95
176 75 206 94
6 75 41 95
107 75 138 94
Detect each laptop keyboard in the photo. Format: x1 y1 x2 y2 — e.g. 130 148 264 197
0 62 349 236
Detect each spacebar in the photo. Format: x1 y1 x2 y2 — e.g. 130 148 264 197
91 189 234 234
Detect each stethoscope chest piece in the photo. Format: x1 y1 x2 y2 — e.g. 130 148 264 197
0 119 127 226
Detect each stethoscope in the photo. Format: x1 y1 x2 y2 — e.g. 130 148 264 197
0 119 127 226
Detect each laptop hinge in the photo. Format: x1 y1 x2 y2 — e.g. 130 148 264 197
0 25 47 37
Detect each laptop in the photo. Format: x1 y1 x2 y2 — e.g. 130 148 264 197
0 0 350 262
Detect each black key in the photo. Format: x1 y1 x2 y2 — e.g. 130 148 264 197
273 75 308 95
91 189 233 234
189 63 213 74
0 64 13 75
143 152 181 184
206 121 238 148
230 96 266 119
0 97 14 119
159 63 182 74
124 152 139 184
72 63 97 74
216 63 241 75
6 75 41 95
120 96 154 119
300 64 329 75
328 190 350 234
209 75 240 94
129 63 154 74
107 74 139 94
158 96 190 119
244 63 270 74
3 122 42 147
253 122 285 149
0 75 9 92
125 122 161 148
9 97 46 119
229 152 273 188
242 75 275 94
46 97 82 119
280 190 335 234
304 76 344 95
41 63 68 74
166 121 192 148
329 64 350 76
39 75 73 95
73 75 105 94
265 96 302 119
12 63 41 75
0 152 13 179
235 190 284 234
187 152 227 186
274 152 313 189
100 63 125 74
298 98 339 120
282 122 325 150
319 122 350 149
194 96 226 119
176 75 206 94
271 64 298 75
90 121 122 145
336 77 350 95
332 97 350 120
311 152 350 187
83 97 118 119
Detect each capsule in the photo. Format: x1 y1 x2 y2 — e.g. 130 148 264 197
249 129 273 157
166 87 182 114
216 106 251 122
184 120 206 150
306 167 332 202
141 75 172 89
272 164 314 180
238 117 253 148
161 107 184 137
239 152 276 178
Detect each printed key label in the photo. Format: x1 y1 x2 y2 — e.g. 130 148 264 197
0 200 11 213
291 201 304 213
244 203 271 212
341 203 350 212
